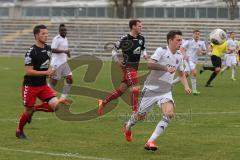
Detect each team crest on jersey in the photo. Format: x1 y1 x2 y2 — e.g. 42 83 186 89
139 39 143 45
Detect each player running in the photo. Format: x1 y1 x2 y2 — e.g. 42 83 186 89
123 30 191 151
221 31 238 80
200 39 227 87
98 19 148 116
16 25 70 139
49 23 73 99
173 30 206 95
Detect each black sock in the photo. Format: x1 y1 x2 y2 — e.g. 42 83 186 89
206 72 217 85
203 66 215 71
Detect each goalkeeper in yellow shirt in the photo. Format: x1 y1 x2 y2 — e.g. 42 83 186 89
200 41 227 87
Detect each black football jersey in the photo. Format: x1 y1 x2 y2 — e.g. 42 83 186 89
23 44 51 86
116 34 145 69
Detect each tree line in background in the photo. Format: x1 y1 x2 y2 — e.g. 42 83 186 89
223 0 239 20
108 0 134 18
109 0 239 19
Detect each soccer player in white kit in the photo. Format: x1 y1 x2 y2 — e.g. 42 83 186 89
221 31 238 80
123 30 191 151
173 30 206 95
49 24 73 99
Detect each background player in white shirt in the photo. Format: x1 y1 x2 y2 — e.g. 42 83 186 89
49 24 73 99
123 30 191 151
221 31 238 80
173 30 206 95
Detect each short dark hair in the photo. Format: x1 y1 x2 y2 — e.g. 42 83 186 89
229 31 235 35
33 25 47 38
167 30 182 44
59 23 66 30
193 29 200 33
129 19 141 29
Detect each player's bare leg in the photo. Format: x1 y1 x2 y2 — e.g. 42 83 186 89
49 75 72 100
205 67 221 87
61 75 73 99
49 77 58 88
145 101 174 151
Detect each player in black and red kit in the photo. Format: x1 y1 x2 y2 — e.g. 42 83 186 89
98 19 149 116
16 25 70 139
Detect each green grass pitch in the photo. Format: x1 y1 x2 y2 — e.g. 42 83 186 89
0 56 240 160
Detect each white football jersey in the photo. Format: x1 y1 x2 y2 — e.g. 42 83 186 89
51 35 69 68
144 47 184 93
182 39 206 63
227 38 238 53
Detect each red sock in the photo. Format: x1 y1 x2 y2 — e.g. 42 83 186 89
131 88 139 112
104 89 123 105
34 102 54 112
17 112 29 132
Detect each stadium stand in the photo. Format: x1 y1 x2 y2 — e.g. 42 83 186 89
0 18 240 58
0 0 239 59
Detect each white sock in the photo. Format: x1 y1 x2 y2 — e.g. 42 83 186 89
148 116 170 142
191 76 197 91
172 77 180 85
126 113 138 130
232 67 236 79
61 83 72 98
60 94 67 99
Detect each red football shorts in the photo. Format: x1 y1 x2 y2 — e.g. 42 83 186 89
121 67 139 86
22 85 56 108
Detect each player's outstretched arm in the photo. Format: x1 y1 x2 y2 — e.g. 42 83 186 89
178 71 191 95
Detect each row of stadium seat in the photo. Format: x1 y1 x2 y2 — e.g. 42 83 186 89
0 18 239 60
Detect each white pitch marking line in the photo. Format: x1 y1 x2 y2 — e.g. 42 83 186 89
0 117 55 122
0 67 10 70
0 146 114 160
1 111 240 122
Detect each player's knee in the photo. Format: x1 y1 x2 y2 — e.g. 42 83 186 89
24 107 34 116
163 108 174 119
66 75 73 84
192 71 197 77
164 112 174 119
215 67 221 73
48 97 59 111
132 86 139 93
